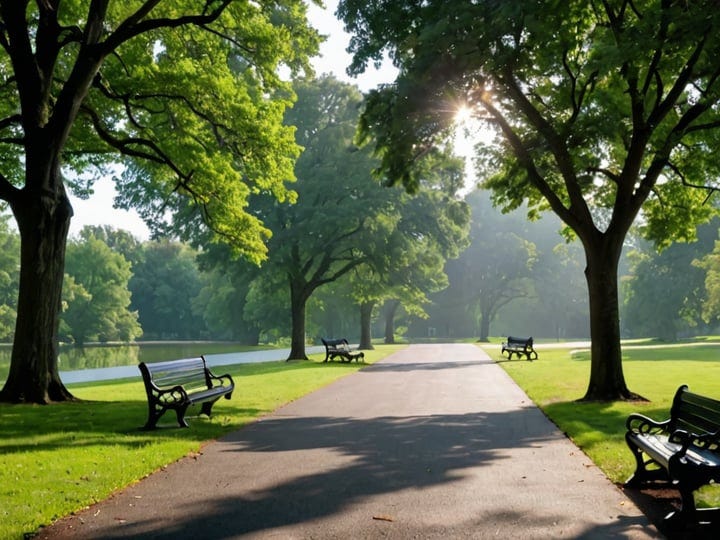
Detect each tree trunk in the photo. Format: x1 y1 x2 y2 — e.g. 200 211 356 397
0 186 74 403
582 241 636 401
359 301 375 350
478 309 491 342
287 278 309 360
384 299 400 344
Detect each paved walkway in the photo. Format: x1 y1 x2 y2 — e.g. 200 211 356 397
39 344 660 539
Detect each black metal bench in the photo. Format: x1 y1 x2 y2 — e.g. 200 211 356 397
321 338 365 363
501 336 537 360
138 356 234 429
625 384 720 527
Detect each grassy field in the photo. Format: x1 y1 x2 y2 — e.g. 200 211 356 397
479 339 720 508
0 345 406 540
6 339 720 538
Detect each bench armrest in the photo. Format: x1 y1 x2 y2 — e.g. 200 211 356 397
626 412 670 434
670 428 720 453
155 383 190 403
207 370 234 389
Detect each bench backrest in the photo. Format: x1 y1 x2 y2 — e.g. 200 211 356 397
671 384 720 436
322 338 349 351
507 336 533 347
140 357 210 392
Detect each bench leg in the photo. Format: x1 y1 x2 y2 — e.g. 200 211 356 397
143 402 166 430
624 434 671 487
200 397 224 417
174 404 191 428
664 486 698 528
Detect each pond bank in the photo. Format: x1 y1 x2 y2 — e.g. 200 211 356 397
60 346 326 384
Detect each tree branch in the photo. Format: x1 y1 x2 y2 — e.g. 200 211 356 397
0 170 20 203
102 0 232 54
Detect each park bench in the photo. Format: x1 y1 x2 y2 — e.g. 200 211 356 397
501 336 537 360
138 356 234 429
321 338 365 363
625 384 720 527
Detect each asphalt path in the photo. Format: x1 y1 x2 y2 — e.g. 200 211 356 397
38 344 659 539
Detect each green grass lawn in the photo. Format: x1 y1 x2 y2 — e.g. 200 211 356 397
479 340 720 509
0 345 405 540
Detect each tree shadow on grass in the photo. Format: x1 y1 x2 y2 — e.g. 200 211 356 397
0 398 265 454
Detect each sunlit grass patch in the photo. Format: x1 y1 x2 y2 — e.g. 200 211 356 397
0 344 405 539
479 341 720 509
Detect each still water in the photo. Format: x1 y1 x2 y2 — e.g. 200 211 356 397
0 342 322 385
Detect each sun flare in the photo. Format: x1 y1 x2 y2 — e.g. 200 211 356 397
454 105 474 126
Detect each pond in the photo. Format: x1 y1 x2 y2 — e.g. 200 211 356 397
0 342 268 385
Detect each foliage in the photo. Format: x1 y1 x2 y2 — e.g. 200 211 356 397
622 223 716 340
130 240 205 340
0 345 405 540
693 228 720 326
0 0 321 403
338 0 720 400
456 190 537 340
412 191 589 341
76 225 145 267
0 215 18 341
62 230 142 345
245 76 395 358
1 1 320 259
347 150 470 342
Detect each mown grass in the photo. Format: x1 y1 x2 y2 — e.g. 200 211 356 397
479 340 720 508
0 345 405 540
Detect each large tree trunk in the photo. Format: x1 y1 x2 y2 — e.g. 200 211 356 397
359 301 375 350
288 278 309 360
582 241 635 401
0 185 74 403
383 299 400 344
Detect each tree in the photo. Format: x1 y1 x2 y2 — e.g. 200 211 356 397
458 191 537 341
350 152 470 347
623 224 714 340
0 1 319 403
338 0 720 400
253 76 392 360
62 231 141 345
130 240 205 340
691 223 720 329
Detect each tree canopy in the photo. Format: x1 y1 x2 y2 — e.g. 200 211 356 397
0 0 320 403
338 0 720 400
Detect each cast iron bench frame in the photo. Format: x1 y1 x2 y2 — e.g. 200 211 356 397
501 336 537 360
139 356 234 429
321 338 365 363
625 384 720 527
